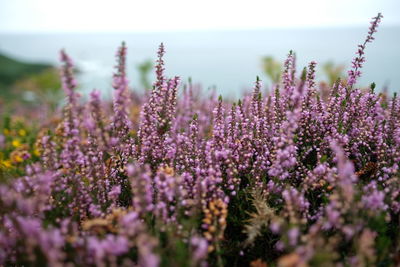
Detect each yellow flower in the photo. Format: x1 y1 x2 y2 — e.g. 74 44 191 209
12 154 24 163
10 150 27 164
12 139 21 148
14 155 24 162
33 148 40 156
3 129 10 135
18 129 27 136
1 160 12 168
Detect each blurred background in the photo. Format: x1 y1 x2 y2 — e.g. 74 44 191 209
0 0 399 107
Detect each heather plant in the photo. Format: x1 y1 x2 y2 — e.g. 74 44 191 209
1 13 400 267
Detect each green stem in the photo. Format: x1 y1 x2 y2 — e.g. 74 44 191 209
215 241 224 267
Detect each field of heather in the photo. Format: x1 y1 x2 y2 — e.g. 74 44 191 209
1 13 400 267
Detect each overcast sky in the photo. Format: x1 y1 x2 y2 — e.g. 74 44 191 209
0 0 399 33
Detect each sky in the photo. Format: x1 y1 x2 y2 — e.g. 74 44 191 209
0 0 399 33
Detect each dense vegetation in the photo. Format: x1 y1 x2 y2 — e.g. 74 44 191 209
0 53 52 89
1 13 400 266
0 52 61 112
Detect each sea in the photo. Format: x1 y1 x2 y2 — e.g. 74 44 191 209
0 27 399 98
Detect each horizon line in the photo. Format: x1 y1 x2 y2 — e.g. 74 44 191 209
1 24 399 35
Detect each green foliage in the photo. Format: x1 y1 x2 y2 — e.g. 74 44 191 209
322 61 345 85
0 52 62 110
262 56 282 84
0 52 52 92
13 68 62 110
137 59 153 90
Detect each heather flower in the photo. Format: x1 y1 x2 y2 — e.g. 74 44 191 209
288 227 300 247
268 110 299 182
154 165 181 226
111 42 133 153
87 234 129 265
136 233 160 267
108 185 121 203
137 43 180 167
330 140 357 202
127 163 154 215
202 198 228 252
347 13 383 88
361 181 388 212
190 235 209 265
